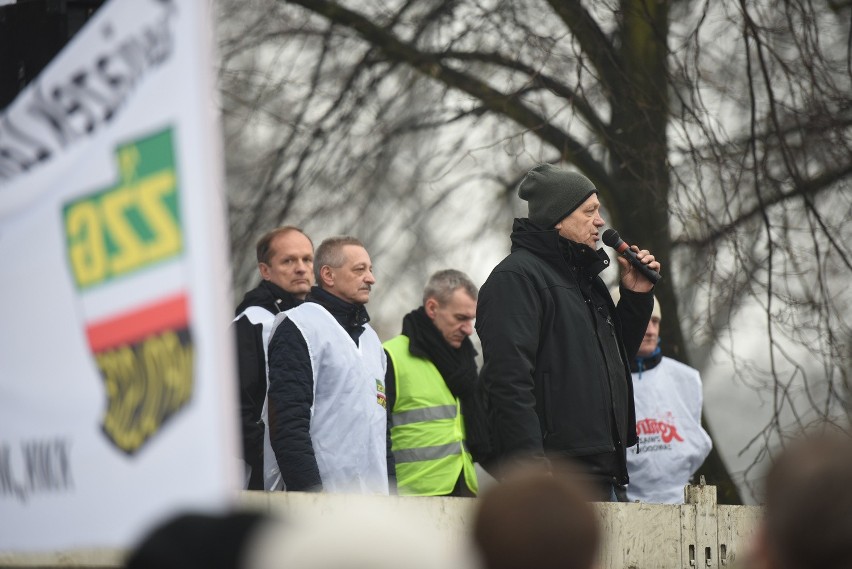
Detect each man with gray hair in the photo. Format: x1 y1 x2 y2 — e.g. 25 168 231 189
265 236 393 493
383 269 490 496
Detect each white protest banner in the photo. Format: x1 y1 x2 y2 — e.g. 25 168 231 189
0 0 241 552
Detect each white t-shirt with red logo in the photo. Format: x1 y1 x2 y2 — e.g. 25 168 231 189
626 357 712 504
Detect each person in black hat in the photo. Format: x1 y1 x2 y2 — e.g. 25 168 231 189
475 163 661 501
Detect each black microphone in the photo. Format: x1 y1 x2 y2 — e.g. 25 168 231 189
601 229 661 284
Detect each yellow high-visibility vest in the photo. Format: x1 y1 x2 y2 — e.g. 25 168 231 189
384 335 478 496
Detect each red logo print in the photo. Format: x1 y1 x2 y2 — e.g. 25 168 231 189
636 418 684 443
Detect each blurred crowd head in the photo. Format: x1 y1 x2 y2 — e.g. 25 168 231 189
125 498 480 569
472 460 601 569
751 425 852 569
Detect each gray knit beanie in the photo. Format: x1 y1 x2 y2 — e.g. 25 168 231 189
518 164 598 228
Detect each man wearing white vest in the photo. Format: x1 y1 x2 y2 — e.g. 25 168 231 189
233 226 314 490
266 236 392 494
383 270 490 497
614 291 712 503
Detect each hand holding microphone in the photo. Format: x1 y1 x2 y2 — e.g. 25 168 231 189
601 229 661 285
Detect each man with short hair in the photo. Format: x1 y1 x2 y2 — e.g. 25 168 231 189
476 163 661 501
266 236 392 493
233 226 314 490
615 292 712 504
384 269 489 496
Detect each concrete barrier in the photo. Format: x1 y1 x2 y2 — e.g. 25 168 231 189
0 483 762 569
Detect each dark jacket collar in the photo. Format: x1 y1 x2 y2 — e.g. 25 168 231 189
510 217 611 278
306 286 370 343
235 280 301 316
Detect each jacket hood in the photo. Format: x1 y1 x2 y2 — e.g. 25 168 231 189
510 218 563 265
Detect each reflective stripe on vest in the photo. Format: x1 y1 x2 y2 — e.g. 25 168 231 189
392 404 457 427
394 441 468 464
384 334 478 496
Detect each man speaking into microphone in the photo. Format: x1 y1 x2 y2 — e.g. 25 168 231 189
476 163 660 501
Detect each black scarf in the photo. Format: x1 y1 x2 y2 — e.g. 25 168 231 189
401 306 492 463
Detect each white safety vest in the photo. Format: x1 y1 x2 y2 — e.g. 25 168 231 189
233 305 285 491
626 357 712 504
271 302 389 494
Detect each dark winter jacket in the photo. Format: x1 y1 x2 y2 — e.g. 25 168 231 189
233 280 301 490
476 218 652 485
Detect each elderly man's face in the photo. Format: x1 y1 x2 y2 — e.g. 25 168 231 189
323 245 376 305
554 194 605 248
